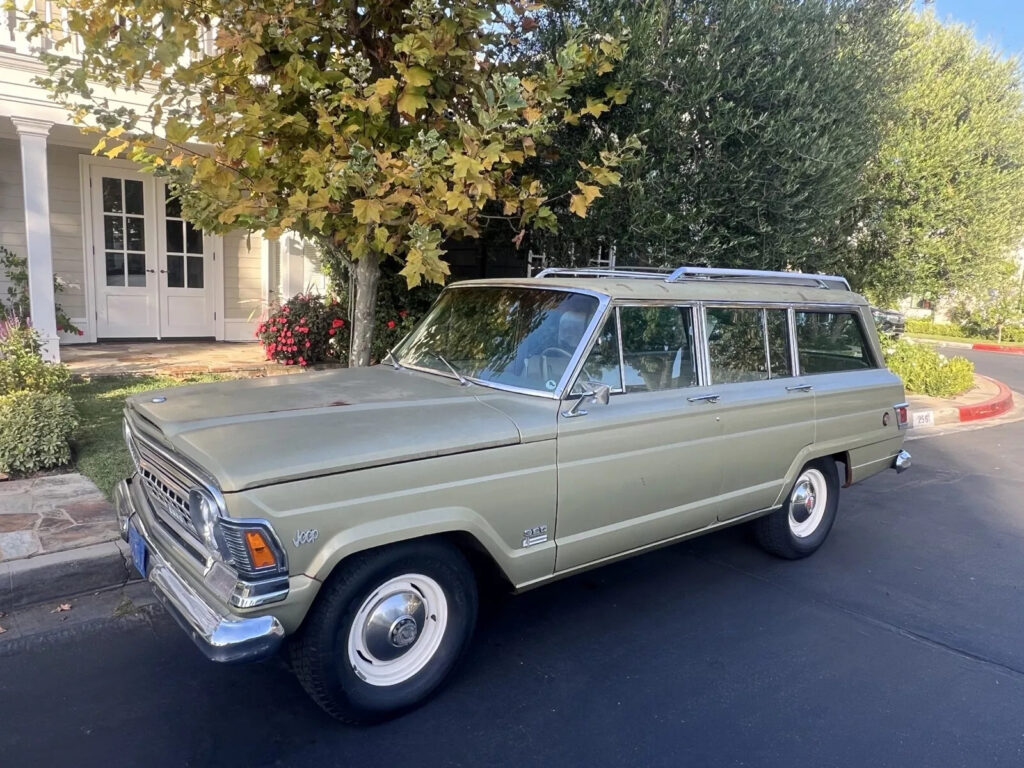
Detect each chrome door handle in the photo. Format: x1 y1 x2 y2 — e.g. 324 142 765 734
786 384 814 392
687 394 720 403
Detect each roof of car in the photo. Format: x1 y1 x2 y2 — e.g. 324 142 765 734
451 276 868 306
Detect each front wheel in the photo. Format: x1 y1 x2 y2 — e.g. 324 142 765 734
754 458 840 560
290 539 478 723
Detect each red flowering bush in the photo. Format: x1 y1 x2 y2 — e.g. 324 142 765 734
256 293 347 367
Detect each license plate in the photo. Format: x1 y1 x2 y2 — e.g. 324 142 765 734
128 522 148 578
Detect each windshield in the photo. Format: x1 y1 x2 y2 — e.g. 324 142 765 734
395 286 601 394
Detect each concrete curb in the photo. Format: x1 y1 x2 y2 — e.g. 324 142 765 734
0 540 134 612
908 336 1024 354
908 375 1015 429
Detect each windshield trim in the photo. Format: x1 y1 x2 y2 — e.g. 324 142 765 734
397 284 612 400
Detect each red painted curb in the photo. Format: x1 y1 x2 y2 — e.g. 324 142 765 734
972 343 1024 355
957 376 1014 422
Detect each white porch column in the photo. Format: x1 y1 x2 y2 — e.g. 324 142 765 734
12 117 59 362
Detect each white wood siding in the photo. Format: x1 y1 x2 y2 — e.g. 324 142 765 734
223 230 263 320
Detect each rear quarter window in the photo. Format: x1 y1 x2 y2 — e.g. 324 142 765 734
795 311 876 373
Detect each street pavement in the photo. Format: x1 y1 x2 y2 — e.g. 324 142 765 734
1 351 1023 767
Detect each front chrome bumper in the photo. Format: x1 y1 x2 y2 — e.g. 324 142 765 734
115 479 285 663
892 450 912 474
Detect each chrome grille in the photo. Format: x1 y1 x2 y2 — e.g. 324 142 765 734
125 422 205 552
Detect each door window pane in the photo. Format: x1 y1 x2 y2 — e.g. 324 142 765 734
766 309 793 378
706 307 768 383
124 180 144 215
126 253 147 287
577 314 622 392
105 252 125 286
102 177 122 213
795 311 875 373
186 256 204 289
619 306 697 392
165 189 182 218
167 254 185 288
104 215 123 250
185 222 203 254
126 217 145 251
165 220 184 254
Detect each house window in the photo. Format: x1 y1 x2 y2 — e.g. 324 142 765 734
164 189 204 288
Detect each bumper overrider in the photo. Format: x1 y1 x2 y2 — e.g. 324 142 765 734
115 478 285 663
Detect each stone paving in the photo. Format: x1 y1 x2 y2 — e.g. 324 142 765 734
0 474 118 563
61 341 295 377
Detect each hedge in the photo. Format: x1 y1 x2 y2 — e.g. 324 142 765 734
882 337 974 397
906 318 1024 343
0 390 79 474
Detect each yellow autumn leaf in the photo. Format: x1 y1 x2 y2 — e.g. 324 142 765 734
569 193 589 218
582 98 610 118
596 61 613 75
445 189 473 213
104 141 129 159
107 125 126 138
397 86 428 117
352 198 383 224
451 154 482 179
373 77 398 97
523 106 542 123
405 66 432 87
575 181 603 204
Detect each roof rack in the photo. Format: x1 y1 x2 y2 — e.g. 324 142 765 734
535 265 851 291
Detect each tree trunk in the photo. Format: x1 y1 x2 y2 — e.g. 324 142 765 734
349 253 382 367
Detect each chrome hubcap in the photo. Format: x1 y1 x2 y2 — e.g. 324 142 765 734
788 468 828 539
347 574 449 687
363 592 426 662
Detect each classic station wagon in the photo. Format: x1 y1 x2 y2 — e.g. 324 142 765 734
115 266 911 722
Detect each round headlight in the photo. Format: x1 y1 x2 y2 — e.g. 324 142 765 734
188 488 220 551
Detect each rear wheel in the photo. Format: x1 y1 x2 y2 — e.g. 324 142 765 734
754 458 840 559
290 539 478 723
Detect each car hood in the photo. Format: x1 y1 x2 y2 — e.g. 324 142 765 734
125 366 523 492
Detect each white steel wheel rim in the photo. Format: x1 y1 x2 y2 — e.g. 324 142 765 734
788 468 828 538
347 573 449 688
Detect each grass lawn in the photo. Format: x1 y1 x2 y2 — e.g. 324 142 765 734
69 374 235 499
908 332 1024 348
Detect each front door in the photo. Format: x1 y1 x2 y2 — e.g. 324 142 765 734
90 166 215 339
554 305 724 572
91 169 160 337
157 188 214 337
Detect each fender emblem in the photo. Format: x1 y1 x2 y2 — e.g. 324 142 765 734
293 529 320 547
522 525 548 548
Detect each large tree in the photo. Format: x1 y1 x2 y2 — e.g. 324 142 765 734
27 0 635 364
526 0 906 275
853 11 1024 306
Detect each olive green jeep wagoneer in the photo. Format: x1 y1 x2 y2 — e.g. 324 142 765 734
115 266 911 722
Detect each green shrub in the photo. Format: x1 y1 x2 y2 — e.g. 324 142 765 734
904 319 965 338
0 318 71 395
882 337 975 397
0 390 79 474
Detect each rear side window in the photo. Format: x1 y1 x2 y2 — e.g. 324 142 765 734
706 307 768 383
795 311 875 373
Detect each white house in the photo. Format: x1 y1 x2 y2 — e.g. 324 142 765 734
0 11 325 361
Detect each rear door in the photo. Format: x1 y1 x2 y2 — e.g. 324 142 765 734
554 304 724 572
704 305 816 521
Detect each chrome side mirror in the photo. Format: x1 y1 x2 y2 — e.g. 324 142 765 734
562 382 611 418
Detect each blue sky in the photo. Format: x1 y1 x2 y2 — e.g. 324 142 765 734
929 0 1024 57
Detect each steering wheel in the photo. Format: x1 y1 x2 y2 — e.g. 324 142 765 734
540 346 573 385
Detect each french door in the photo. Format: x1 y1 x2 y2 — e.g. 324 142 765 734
91 166 215 339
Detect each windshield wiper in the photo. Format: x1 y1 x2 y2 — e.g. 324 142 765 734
432 351 471 386
384 346 403 370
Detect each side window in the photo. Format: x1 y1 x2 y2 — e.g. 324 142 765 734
578 315 622 391
618 306 697 392
706 307 768 383
766 309 793 378
795 311 875 373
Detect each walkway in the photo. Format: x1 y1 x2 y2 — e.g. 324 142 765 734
60 341 290 377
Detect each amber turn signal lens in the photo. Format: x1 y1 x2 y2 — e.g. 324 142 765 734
244 530 277 569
